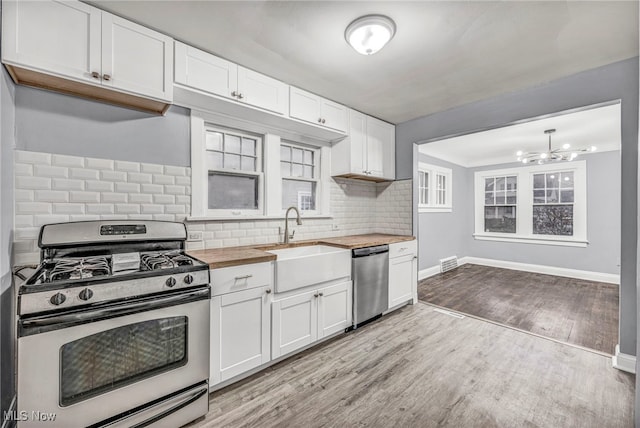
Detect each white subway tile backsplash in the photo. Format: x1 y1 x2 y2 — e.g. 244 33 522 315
114 160 140 172
69 191 100 203
15 215 33 228
175 176 191 186
100 170 127 182
15 163 33 176
141 183 163 194
17 202 51 215
165 205 186 214
128 172 153 184
86 158 114 170
102 193 128 203
70 168 99 180
115 204 141 214
141 163 164 174
52 178 84 191
34 190 69 203
52 154 84 168
16 176 51 190
164 165 186 176
153 194 175 204
34 214 69 226
164 185 186 195
15 190 34 202
86 180 114 192
175 195 190 205
141 204 164 214
15 151 51 165
153 214 178 221
153 174 175 185
115 182 140 193
86 204 115 215
34 164 68 178
129 194 153 204
53 204 85 215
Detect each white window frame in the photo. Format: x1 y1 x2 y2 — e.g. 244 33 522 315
190 112 332 219
473 160 587 247
418 162 452 213
279 141 322 216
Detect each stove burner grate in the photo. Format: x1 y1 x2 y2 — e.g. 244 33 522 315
140 251 194 271
48 256 111 282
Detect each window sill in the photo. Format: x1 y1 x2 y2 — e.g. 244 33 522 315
419 206 452 213
186 214 333 222
473 233 588 248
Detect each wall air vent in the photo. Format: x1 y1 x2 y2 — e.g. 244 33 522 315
439 256 458 273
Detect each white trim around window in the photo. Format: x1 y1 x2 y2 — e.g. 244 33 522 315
473 160 588 247
418 162 453 213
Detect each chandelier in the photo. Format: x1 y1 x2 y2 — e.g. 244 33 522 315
516 129 597 164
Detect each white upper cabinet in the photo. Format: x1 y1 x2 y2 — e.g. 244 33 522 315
101 14 173 101
331 109 396 181
2 0 101 84
174 42 288 115
2 0 173 112
289 87 348 133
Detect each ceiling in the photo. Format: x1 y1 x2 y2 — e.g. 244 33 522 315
88 1 638 124
418 102 621 168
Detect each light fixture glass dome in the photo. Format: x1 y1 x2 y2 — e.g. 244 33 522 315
345 15 396 55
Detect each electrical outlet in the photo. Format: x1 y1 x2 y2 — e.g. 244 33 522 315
332 224 339 231
187 231 203 242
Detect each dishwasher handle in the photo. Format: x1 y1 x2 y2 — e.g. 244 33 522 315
352 245 389 258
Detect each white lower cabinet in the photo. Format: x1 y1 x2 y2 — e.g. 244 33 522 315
272 280 352 359
210 264 272 387
388 241 418 311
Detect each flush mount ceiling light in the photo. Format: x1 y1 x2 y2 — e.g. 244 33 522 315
345 15 396 55
516 129 597 165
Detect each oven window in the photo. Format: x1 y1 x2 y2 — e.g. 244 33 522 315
59 317 188 406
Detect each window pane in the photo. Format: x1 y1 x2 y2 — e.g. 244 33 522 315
533 190 546 203
208 173 258 209
533 174 545 189
495 177 505 191
292 163 303 177
280 161 290 177
533 205 573 235
506 176 517 191
485 178 494 192
303 165 314 179
422 188 429 205
304 150 314 165
292 148 303 163
241 156 256 172
495 192 506 205
561 172 574 188
280 145 291 162
546 189 559 203
224 153 240 170
546 173 559 189
242 138 256 156
225 134 241 153
282 179 316 210
484 206 516 233
207 151 223 170
560 190 574 203
506 191 517 204
485 192 494 205
205 132 223 151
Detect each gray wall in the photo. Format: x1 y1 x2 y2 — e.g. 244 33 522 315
397 57 639 358
15 86 191 166
1 68 16 420
418 154 472 269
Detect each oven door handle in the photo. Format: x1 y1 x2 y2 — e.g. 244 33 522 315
130 385 208 428
19 287 210 337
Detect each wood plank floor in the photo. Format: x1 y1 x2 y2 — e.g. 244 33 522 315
418 264 619 355
191 303 633 428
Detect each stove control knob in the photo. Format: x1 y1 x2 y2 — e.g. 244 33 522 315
166 277 177 288
184 274 194 285
50 293 66 306
78 288 94 301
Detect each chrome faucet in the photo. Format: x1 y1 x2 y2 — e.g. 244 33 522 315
283 206 302 244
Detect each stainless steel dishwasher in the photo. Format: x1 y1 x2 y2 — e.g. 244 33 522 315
352 244 389 328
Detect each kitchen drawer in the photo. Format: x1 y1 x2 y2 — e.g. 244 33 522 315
388 240 417 259
211 262 273 296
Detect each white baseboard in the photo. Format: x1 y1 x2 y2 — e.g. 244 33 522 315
612 344 636 374
461 257 619 284
418 265 441 280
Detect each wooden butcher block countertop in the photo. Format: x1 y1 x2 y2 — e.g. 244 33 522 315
187 233 415 269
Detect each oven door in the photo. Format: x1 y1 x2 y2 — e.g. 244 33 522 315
17 288 210 428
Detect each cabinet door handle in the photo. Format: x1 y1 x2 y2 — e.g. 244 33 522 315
314 293 319 298
321 118 326 124
265 288 272 294
91 71 100 80
318 118 322 123
399 247 407 252
413 256 418 260
234 274 253 280
231 90 238 97
102 74 111 81
237 93 244 99
318 292 323 296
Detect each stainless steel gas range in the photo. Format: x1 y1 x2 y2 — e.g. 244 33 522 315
17 220 210 428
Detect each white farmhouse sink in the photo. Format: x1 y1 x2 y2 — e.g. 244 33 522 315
267 245 351 293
